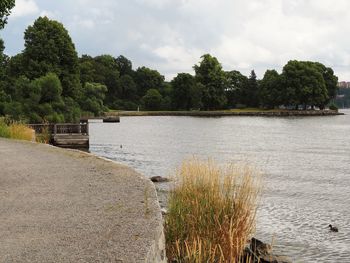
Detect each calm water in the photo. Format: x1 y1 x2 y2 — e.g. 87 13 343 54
90 110 350 262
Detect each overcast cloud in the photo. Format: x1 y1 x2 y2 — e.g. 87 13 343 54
1 0 350 80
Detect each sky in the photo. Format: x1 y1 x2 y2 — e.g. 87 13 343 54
1 0 350 81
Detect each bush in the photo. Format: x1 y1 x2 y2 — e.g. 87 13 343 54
329 104 338 111
165 159 261 262
0 118 10 138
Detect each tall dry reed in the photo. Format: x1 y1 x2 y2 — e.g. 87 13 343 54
0 118 34 141
9 123 34 141
165 158 261 263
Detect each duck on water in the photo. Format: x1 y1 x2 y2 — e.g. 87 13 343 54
329 224 338 232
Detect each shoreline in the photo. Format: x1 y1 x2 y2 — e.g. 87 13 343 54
112 109 343 117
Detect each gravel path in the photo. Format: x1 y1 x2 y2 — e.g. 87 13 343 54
0 138 165 262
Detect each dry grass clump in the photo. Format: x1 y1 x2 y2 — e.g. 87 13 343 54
9 123 34 141
35 125 51 144
165 158 261 263
0 118 34 141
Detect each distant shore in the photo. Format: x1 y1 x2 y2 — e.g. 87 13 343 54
110 109 344 117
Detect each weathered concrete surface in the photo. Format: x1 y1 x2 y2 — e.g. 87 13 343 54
0 138 166 262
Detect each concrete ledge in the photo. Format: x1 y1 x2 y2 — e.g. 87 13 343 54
0 138 166 262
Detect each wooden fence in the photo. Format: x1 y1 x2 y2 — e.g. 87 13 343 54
29 123 89 135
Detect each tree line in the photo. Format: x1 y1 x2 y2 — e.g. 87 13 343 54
0 5 339 123
335 88 350 108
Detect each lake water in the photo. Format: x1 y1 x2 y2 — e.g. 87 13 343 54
89 110 350 262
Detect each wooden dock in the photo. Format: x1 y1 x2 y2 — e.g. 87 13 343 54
29 123 89 149
80 116 120 123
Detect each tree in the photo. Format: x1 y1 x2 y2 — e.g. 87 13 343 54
0 39 7 89
171 73 197 110
116 55 133 76
259 70 281 109
33 73 63 104
281 60 328 109
79 55 96 85
119 74 137 100
135 66 164 97
4 76 41 121
189 83 204 110
239 70 259 107
225 70 248 108
22 17 81 99
79 54 120 106
80 82 108 116
194 54 227 110
0 0 15 29
142 89 163 110
312 62 338 109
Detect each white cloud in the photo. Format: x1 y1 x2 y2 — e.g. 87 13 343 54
3 0 350 80
39 10 57 19
11 0 39 18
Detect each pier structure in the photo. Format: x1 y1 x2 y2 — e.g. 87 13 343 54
29 123 89 149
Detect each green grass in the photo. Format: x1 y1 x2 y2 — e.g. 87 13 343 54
0 119 11 138
165 158 262 263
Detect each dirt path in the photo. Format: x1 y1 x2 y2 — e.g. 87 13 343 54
0 138 165 262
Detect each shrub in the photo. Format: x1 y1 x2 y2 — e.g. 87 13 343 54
329 104 338 111
165 158 261 263
0 118 10 138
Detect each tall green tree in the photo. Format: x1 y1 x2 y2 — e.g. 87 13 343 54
79 55 96 85
79 54 120 106
311 62 338 109
171 73 198 110
259 70 281 109
0 40 7 89
239 70 259 107
80 82 108 116
116 55 133 76
0 0 14 95
22 16 81 99
135 66 164 97
225 70 248 108
142 88 163 110
118 74 137 100
194 54 226 110
0 0 15 29
281 60 328 109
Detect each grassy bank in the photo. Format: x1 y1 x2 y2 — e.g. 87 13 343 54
109 109 342 117
0 118 34 141
165 159 261 262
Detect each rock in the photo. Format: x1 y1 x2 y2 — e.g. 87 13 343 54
244 238 292 263
151 176 170 183
250 237 272 256
161 208 168 216
259 254 292 263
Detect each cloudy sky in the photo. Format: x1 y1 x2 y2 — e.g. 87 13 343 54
1 0 350 80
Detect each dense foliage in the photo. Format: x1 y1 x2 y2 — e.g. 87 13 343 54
335 88 350 108
0 0 15 29
0 11 340 123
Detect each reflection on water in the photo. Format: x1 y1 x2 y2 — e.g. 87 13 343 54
89 110 350 262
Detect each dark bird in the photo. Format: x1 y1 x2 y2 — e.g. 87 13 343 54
120 145 123 149
329 224 338 232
